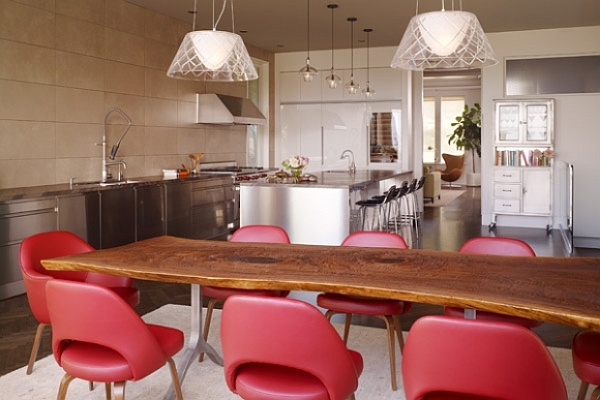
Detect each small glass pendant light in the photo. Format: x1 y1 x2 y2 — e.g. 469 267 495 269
344 17 360 94
362 28 376 98
299 0 318 82
325 4 341 89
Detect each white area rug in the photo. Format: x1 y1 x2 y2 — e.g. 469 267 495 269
0 304 582 399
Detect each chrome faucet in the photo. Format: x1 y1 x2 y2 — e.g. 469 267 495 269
341 149 356 174
100 108 132 182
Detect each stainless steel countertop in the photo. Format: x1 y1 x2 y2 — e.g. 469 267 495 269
0 174 232 203
241 169 413 189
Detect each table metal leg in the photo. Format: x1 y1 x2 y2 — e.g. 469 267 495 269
163 284 223 400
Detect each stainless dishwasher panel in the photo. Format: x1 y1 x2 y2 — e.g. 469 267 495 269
0 198 58 300
191 178 235 240
165 182 192 238
135 184 165 241
99 187 135 249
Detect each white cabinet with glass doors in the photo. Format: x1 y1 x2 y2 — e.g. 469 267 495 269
491 99 554 231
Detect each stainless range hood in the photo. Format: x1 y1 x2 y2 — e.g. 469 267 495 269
196 94 266 125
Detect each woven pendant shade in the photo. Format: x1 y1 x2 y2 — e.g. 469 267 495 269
391 10 498 70
167 30 257 81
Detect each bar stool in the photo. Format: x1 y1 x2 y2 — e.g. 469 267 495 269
387 181 409 233
356 185 396 231
572 331 600 400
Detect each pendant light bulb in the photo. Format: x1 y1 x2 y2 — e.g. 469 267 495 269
344 17 360 95
299 0 318 82
325 4 341 89
362 28 376 98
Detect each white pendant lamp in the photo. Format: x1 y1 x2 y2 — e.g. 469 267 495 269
344 17 360 94
325 4 341 89
391 0 498 70
362 28 376 98
299 0 318 82
167 0 258 81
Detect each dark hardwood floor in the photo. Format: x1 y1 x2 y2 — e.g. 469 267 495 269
1 186 597 376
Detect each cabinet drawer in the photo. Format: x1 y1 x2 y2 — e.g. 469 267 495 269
494 168 521 183
494 199 520 213
494 184 521 199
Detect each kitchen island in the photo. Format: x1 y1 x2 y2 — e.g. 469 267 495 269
240 169 412 246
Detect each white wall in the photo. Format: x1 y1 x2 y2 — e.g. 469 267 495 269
481 26 600 247
274 47 420 176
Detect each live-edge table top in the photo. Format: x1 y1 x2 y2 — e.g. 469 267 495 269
41 236 600 331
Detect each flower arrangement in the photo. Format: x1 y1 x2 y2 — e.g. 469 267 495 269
282 155 309 177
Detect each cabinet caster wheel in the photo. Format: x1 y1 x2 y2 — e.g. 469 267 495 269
489 222 496 231
546 224 552 234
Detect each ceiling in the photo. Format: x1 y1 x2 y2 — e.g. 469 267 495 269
125 0 600 53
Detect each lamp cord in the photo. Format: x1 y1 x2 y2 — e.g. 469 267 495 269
212 0 227 31
306 0 311 58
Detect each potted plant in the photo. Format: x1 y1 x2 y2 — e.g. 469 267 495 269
448 103 482 186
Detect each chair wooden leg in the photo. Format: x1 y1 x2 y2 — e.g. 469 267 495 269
392 315 405 353
113 381 126 400
379 315 398 391
578 381 590 400
591 386 600 400
342 314 352 344
349 393 357 400
56 373 77 400
167 357 184 400
104 382 111 400
26 322 48 374
199 297 221 362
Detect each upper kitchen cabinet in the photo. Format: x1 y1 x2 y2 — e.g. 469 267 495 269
495 100 554 145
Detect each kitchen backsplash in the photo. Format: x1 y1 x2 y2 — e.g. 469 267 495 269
0 0 255 189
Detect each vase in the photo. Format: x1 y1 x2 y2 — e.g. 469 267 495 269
289 167 304 178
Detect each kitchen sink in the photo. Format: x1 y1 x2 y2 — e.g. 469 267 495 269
73 180 141 188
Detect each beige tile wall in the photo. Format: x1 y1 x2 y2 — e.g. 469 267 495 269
0 0 261 189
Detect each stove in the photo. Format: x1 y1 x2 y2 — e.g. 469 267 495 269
201 161 275 182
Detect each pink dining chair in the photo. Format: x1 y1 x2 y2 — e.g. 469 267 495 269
19 230 139 374
444 236 543 329
46 279 184 400
402 315 568 400
200 224 291 361
572 330 600 400
221 295 363 400
316 230 411 391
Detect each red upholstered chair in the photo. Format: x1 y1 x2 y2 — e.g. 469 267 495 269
221 295 363 400
572 331 600 400
316 231 411 391
46 279 184 400
19 230 139 374
402 315 568 400
444 236 543 329
200 224 290 361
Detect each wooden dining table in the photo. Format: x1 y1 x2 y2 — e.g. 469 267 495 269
42 235 600 399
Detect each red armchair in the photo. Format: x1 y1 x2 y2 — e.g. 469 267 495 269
572 330 600 400
316 231 411 390
402 316 567 400
19 230 139 374
221 295 363 400
200 224 290 361
444 236 543 328
46 279 183 400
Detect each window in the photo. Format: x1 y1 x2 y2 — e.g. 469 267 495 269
423 96 465 164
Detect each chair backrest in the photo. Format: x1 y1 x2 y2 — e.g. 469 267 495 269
415 175 426 190
230 225 290 244
442 153 465 171
221 295 360 400
46 279 167 380
459 236 536 256
19 230 133 323
402 315 568 400
341 231 408 248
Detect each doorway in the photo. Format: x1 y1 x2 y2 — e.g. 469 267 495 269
422 70 481 182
